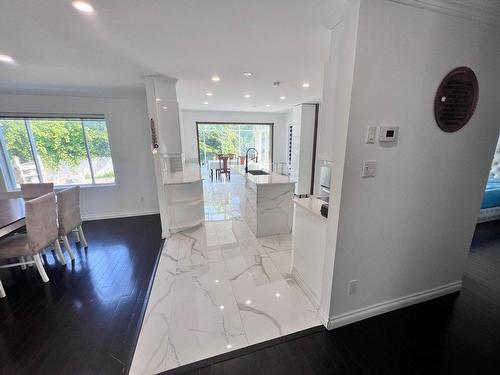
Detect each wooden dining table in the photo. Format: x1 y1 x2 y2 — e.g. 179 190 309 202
0 198 25 238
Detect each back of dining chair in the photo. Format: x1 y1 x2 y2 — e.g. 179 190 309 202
25 192 58 254
21 182 54 200
218 156 230 172
56 186 82 236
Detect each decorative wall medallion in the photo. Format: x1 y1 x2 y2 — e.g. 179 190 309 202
434 66 479 133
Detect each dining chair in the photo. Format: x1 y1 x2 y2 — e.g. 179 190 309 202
57 186 87 258
0 192 62 298
21 182 54 200
216 155 231 181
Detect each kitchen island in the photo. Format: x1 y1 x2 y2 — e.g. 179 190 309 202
237 167 296 237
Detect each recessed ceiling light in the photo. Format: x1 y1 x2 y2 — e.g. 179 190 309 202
243 72 253 77
211 75 220 82
275 292 281 298
265 104 271 108
244 94 251 98
0 54 14 64
245 299 251 305
280 96 286 100
72 1 94 13
206 92 213 96
219 305 225 310
162 106 168 110
302 82 310 88
155 98 161 102
203 101 209 105
226 344 233 349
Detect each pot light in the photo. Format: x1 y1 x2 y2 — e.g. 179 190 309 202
245 299 251 305
244 94 251 98
243 72 253 77
72 1 94 13
155 98 161 102
204 102 209 105
226 344 233 349
162 106 168 110
302 82 310 88
219 305 225 310
265 104 271 108
275 292 280 298
206 92 213 96
0 54 14 64
211 75 220 82
280 96 286 100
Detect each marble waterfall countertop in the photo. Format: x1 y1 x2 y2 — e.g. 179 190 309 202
234 165 295 186
293 197 328 221
163 164 203 185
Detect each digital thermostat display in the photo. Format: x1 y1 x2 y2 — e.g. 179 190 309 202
379 127 399 142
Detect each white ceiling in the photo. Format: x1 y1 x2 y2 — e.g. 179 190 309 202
0 0 332 112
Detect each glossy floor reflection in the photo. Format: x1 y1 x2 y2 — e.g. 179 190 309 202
130 174 320 375
0 215 163 374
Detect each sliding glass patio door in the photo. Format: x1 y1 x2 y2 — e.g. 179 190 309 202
196 123 273 167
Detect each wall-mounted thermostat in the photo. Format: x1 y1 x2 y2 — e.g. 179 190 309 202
379 126 399 143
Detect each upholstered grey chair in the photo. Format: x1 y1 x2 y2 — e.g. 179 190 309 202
0 192 63 298
21 182 54 200
57 186 87 259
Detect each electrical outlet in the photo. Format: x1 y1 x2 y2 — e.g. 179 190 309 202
348 280 358 295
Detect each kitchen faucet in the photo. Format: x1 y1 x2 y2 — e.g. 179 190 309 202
245 148 258 174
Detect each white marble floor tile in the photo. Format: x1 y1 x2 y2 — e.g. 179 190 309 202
258 233 294 253
165 261 248 370
230 278 319 345
268 250 293 279
131 174 321 374
129 238 178 375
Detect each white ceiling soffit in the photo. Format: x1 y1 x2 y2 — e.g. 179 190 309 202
0 0 332 112
388 0 500 26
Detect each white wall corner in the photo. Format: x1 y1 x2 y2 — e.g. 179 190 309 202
387 0 500 26
325 281 462 330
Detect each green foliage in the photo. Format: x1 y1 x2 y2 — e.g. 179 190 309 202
198 124 238 159
0 118 111 170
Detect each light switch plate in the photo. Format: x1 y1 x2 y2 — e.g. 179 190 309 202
366 126 377 144
362 160 377 178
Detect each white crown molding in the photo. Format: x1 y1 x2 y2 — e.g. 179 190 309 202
143 74 179 84
0 85 146 100
388 0 500 27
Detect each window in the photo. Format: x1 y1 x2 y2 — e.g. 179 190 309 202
197 123 273 167
0 117 115 190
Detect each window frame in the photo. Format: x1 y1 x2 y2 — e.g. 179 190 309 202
0 114 116 191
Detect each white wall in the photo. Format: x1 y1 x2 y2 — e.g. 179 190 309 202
324 0 500 327
180 110 288 164
0 92 159 219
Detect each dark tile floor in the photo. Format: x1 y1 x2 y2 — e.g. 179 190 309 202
175 221 500 375
0 215 162 375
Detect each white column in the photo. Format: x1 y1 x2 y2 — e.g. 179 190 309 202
144 75 184 238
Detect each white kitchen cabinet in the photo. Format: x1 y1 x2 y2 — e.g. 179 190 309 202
288 103 318 196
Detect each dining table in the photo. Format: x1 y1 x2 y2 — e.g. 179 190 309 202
0 198 25 238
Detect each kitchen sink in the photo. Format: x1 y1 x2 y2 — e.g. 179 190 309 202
248 170 270 176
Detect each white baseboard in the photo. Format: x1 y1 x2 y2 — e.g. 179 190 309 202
292 266 319 309
82 208 160 221
325 280 462 330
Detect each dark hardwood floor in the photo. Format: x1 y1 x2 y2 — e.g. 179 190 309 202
0 214 162 375
175 221 500 375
